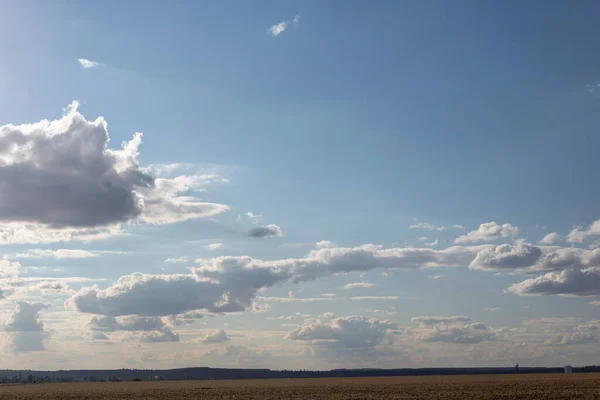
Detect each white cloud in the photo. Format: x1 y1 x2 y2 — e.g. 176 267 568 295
77 59 102 69
411 316 473 326
206 243 222 251
268 21 288 36
469 242 542 271
454 222 518 244
268 14 300 37
67 243 482 317
0 260 21 277
428 275 444 280
586 83 600 93
202 329 230 343
539 232 561 245
424 239 438 247
248 224 283 238
0 103 228 244
165 257 188 264
316 240 334 248
13 249 98 259
409 223 446 231
484 307 500 312
343 282 375 290
507 267 600 297
418 237 429 241
568 219 600 243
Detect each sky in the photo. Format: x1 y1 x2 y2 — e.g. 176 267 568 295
0 0 600 370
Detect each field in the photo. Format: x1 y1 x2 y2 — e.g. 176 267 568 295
1 373 600 399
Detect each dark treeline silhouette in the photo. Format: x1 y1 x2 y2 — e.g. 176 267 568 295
1 366 599 382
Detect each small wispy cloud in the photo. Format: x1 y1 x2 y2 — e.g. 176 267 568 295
586 83 600 93
268 14 300 37
77 59 103 69
343 282 375 290
205 243 222 251
165 257 188 264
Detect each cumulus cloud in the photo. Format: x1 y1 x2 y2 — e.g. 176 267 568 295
206 243 222 251
343 282 375 290
202 329 230 343
454 222 518 244
248 224 283 238
137 329 179 343
411 316 473 326
77 59 102 69
539 232 561 245
287 316 398 352
89 316 165 332
424 240 438 247
0 260 21 277
0 103 228 244
507 267 600 297
469 242 542 271
568 219 600 243
91 331 109 341
3 301 50 352
67 244 482 317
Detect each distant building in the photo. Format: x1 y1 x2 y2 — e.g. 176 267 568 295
564 365 573 374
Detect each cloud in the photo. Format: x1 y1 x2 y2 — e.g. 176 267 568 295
469 242 542 271
316 240 334 248
77 59 102 69
165 257 188 264
2 301 50 352
0 260 21 277
484 307 500 312
89 316 166 332
13 249 98 259
350 296 400 301
206 243 222 251
91 331 109 341
287 316 398 352
454 222 518 244
137 329 179 343
343 282 375 290
568 219 600 243
268 21 288 36
202 329 230 343
248 224 283 238
539 232 561 245
586 83 600 93
411 316 473 326
424 240 438 247
416 322 496 344
428 275 444 280
268 14 300 37
0 103 228 244
409 223 446 231
507 267 600 297
67 243 482 317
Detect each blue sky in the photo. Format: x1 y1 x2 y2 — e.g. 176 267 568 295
1 0 600 369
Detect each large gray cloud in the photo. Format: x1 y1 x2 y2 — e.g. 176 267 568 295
287 316 398 351
2 301 50 352
67 244 484 317
507 268 600 296
0 103 228 244
89 316 166 332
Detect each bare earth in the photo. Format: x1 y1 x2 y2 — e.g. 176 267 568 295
1 373 600 399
